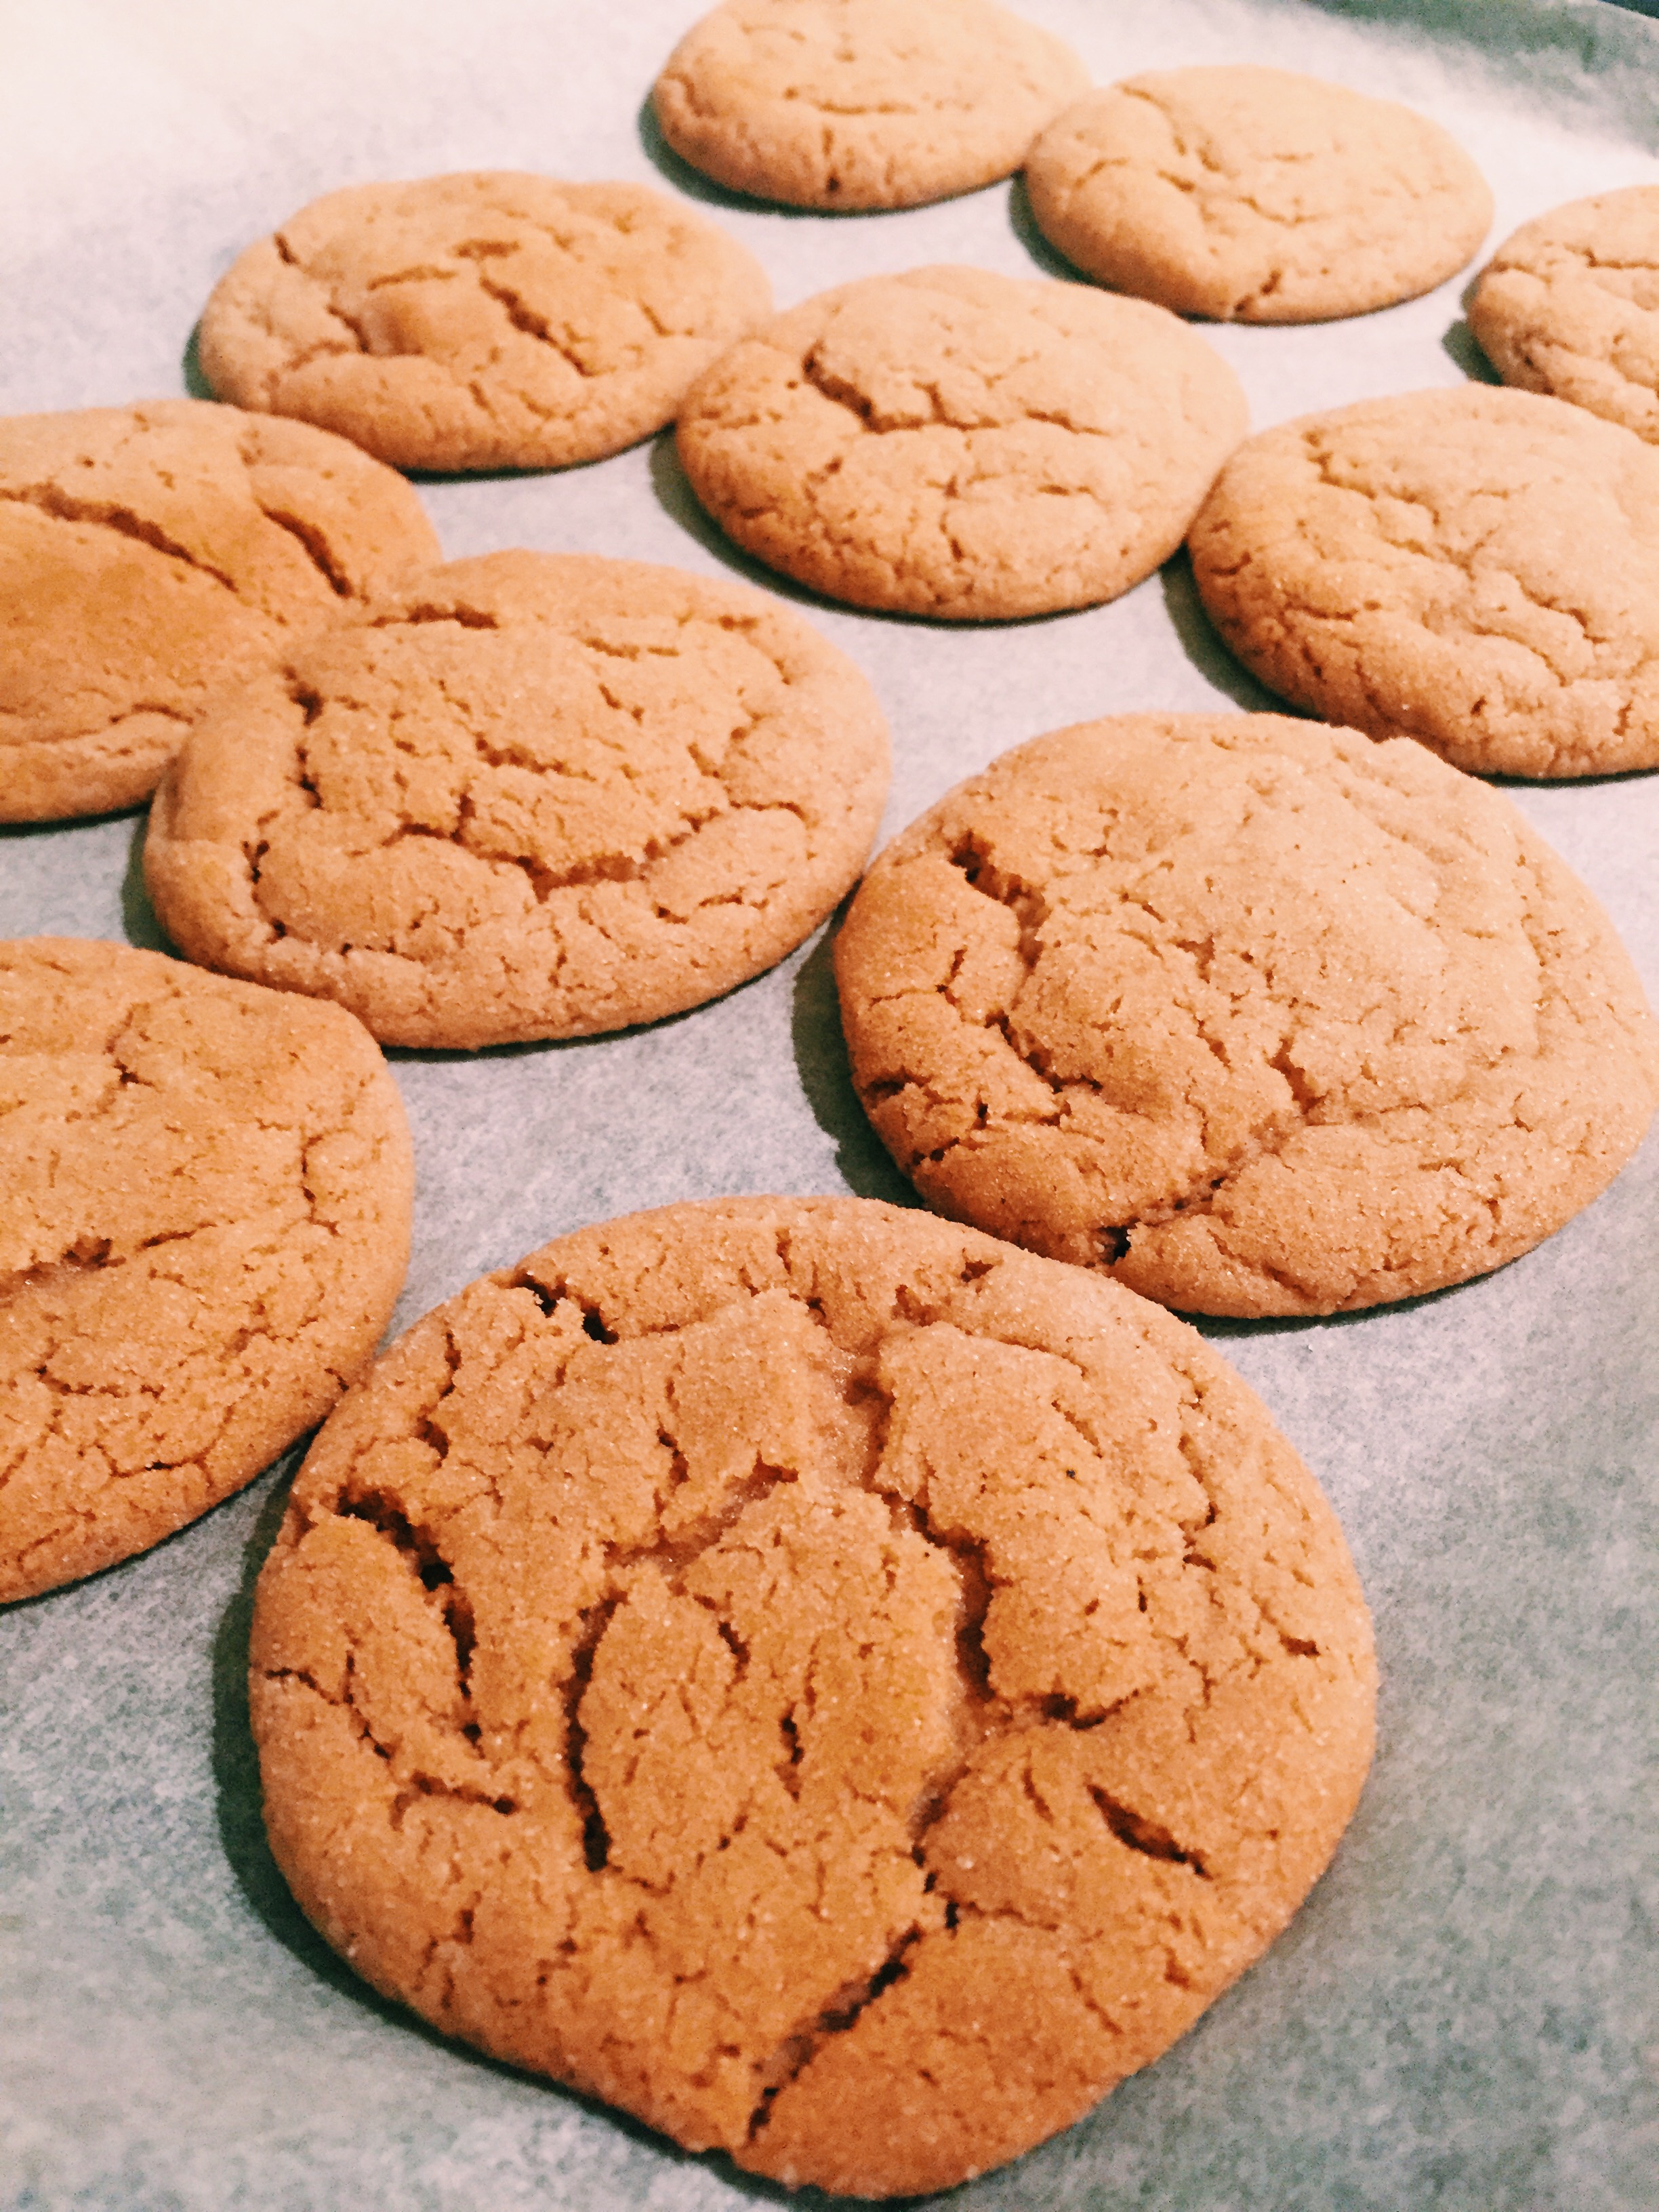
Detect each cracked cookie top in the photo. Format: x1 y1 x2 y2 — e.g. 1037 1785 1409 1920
1025 68 1491 324
834 715 1659 1318
197 172 773 474
250 1195 1375 2197
1187 385 1659 777
675 265 1248 620
144 550 890 1048
0 399 440 822
1470 186 1659 444
652 0 1088 212
0 939 412 1604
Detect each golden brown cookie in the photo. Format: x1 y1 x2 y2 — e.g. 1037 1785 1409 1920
0 939 412 1605
0 400 441 823
835 716 1659 1319
1186 385 1659 777
198 173 773 473
250 1194 1376 2197
676 265 1248 619
653 0 1088 211
1025 68 1492 323
144 550 890 1049
1469 186 1659 441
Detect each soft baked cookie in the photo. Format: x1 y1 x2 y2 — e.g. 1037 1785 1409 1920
1187 385 1659 777
250 1195 1376 2197
144 550 890 1048
1025 68 1491 323
835 716 1659 1319
676 266 1248 619
653 0 1088 211
1469 186 1659 442
0 939 412 1604
199 173 772 473
0 400 440 822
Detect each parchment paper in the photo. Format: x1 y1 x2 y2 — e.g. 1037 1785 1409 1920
1 3 1655 2206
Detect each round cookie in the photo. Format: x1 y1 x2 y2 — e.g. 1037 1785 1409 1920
675 265 1248 620
1025 68 1492 323
0 399 441 822
1186 384 1659 778
834 716 1659 1319
249 1195 1376 2198
652 0 1088 212
144 550 890 1049
198 173 773 474
1469 186 1659 443
0 939 413 1605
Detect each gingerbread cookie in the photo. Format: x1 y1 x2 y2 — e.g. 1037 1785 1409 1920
144 550 890 1048
653 0 1088 211
1470 186 1659 443
835 716 1659 1319
1187 385 1659 777
0 939 412 1605
1025 68 1491 323
0 400 440 822
250 1195 1376 2196
676 265 1248 619
198 173 773 473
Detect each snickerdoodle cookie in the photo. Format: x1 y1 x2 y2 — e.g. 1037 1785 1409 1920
250 1195 1375 2196
144 551 889 1048
0 400 439 821
1469 186 1659 441
835 716 1659 1319
0 939 412 1604
676 266 1248 619
1187 385 1659 777
198 173 772 473
1025 68 1491 323
653 0 1088 211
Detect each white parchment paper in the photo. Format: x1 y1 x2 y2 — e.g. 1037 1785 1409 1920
1 3 1655 2207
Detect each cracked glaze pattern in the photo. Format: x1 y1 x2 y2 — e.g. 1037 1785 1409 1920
0 939 413 1603
676 266 1248 620
197 173 773 474
1188 384 1659 777
250 1196 1376 2199
652 0 1088 212
144 550 890 1048
0 400 439 821
835 715 1659 1318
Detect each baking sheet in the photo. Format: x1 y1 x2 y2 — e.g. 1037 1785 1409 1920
1 1 1656 2205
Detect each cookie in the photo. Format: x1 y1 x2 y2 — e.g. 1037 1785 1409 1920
144 550 890 1049
835 716 1659 1319
198 173 773 474
1469 186 1659 442
0 939 412 1605
676 266 1248 619
249 1194 1376 2196
653 0 1088 211
1186 384 1659 778
0 399 441 823
1025 68 1492 323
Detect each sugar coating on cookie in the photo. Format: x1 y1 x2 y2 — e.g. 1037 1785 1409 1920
145 550 890 1048
653 0 1088 211
250 1195 1375 2197
1025 68 1491 323
676 266 1248 620
198 173 773 474
0 940 412 1604
1470 186 1659 443
836 716 1659 1319
1187 385 1659 778
0 400 440 823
